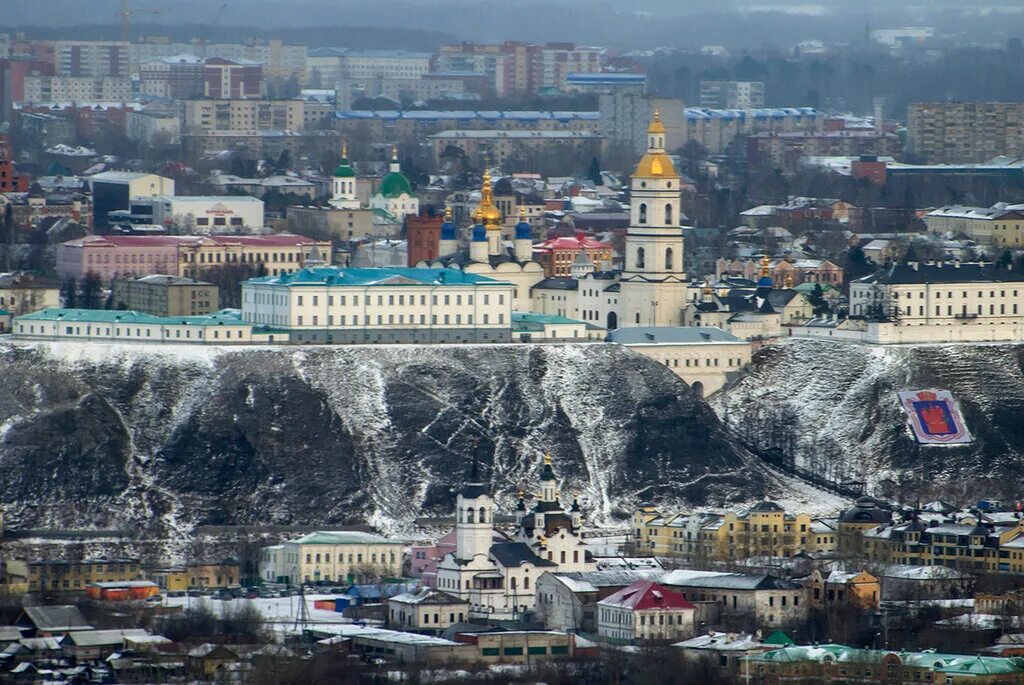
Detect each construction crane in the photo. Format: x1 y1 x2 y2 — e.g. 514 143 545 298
195 3 229 57
118 0 171 43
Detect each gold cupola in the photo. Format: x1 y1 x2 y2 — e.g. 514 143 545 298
632 110 679 180
471 166 502 227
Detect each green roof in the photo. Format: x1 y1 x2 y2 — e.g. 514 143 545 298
763 630 794 646
511 311 588 332
16 308 247 327
333 158 356 178
747 646 1024 675
0 310 10 317
378 171 414 198
291 531 401 546
246 266 512 288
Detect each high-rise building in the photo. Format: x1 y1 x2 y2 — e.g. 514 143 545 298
699 80 766 109
53 41 130 77
908 102 1024 163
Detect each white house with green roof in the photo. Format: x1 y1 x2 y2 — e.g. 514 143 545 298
241 266 515 344
12 308 278 344
370 148 418 222
259 531 404 585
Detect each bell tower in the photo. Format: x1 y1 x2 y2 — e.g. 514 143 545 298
620 110 688 327
455 455 494 562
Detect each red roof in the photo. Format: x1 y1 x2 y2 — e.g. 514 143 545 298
534 231 611 254
597 581 695 611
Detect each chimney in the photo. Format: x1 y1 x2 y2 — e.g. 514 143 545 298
873 97 885 135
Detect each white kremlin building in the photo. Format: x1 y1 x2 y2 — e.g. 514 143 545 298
435 454 596 619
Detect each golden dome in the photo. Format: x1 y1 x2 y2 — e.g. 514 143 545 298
471 168 502 226
633 151 679 179
633 111 677 179
648 109 666 135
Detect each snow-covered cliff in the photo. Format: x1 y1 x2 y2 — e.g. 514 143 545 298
712 338 1024 501
0 341 772 536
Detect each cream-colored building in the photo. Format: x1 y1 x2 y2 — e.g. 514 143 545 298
850 260 1024 325
182 98 305 134
606 326 751 397
241 265 516 344
13 308 272 344
259 531 404 585
23 76 131 103
388 588 470 633
0 272 60 317
111 274 219 317
597 580 696 642
924 205 1024 248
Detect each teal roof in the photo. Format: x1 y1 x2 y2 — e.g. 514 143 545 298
378 171 414 198
246 266 512 288
290 531 401 546
16 308 247 327
333 158 356 178
511 311 587 331
0 310 10 317
934 656 1024 675
794 282 839 294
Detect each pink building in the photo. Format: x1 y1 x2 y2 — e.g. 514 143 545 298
58 235 183 283
57 234 331 283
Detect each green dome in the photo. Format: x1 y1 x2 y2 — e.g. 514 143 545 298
333 158 356 178
379 171 414 198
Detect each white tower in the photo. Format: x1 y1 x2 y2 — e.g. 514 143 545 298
620 111 688 327
455 482 494 562
570 249 595 280
330 141 360 210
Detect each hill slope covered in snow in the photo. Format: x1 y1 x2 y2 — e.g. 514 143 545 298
0 341 773 536
712 338 1024 502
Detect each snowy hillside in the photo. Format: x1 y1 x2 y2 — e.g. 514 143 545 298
711 338 1024 502
0 341 773 537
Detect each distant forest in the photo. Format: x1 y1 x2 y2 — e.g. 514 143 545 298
9 23 453 54
645 41 1024 116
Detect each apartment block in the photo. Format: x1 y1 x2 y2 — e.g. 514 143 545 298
908 102 1024 163
53 41 130 77
700 80 766 109
183 98 305 133
23 75 132 103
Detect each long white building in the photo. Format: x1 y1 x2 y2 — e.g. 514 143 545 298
109 195 265 233
241 266 515 344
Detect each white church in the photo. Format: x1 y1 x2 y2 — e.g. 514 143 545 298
435 454 596 619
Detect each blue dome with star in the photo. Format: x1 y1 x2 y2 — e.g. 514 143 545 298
472 223 486 241
515 219 532 240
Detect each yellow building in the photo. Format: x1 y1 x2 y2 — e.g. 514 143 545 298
111 274 219 317
150 561 241 591
7 558 143 593
634 502 834 561
860 518 1024 574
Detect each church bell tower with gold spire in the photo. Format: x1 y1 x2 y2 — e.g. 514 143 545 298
619 111 689 327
